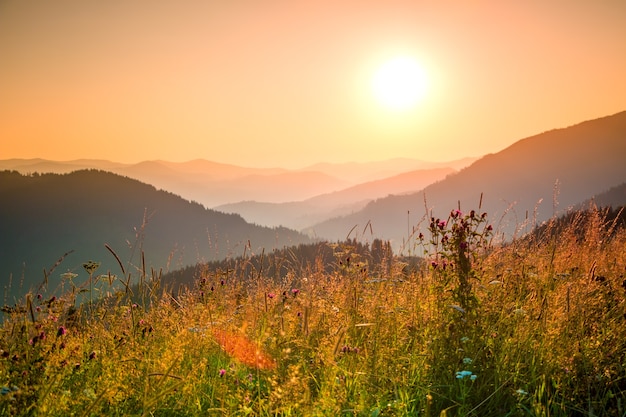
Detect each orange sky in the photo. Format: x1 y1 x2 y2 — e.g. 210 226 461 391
1 0 625 168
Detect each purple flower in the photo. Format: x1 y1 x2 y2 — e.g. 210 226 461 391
57 326 67 337
291 288 300 296
267 292 275 299
219 369 226 377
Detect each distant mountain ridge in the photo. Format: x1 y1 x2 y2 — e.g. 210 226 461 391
308 111 626 250
0 157 476 208
0 170 310 300
299 157 476 183
216 167 456 230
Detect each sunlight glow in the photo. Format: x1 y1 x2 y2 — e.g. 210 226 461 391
371 56 428 111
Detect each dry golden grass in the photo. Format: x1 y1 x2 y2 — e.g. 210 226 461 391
1 205 624 416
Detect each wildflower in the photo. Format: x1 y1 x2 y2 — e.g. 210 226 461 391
463 357 473 365
437 220 446 230
82 260 100 275
57 326 67 337
291 288 300 296
88 351 96 360
0 387 10 395
516 389 528 395
460 337 470 343
267 292 275 299
219 369 226 377
431 261 438 268
456 370 476 381
61 272 78 281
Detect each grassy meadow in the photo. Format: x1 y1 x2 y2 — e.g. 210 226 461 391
1 206 625 416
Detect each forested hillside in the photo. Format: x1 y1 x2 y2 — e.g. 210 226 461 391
0 170 310 300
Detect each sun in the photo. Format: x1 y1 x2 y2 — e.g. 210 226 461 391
371 56 428 111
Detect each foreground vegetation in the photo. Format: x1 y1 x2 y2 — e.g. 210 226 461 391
1 206 625 416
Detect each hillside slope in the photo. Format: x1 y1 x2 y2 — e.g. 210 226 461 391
0 170 310 299
309 111 626 249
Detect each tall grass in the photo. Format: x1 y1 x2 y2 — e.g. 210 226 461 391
1 205 625 416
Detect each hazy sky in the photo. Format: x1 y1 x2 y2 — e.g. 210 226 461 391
1 0 625 168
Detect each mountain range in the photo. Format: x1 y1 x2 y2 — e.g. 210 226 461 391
2 110 625 299
0 157 475 209
307 111 626 251
215 167 456 230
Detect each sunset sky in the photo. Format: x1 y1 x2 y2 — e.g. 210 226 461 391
1 0 625 168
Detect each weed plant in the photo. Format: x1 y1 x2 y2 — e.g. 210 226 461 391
1 205 625 416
